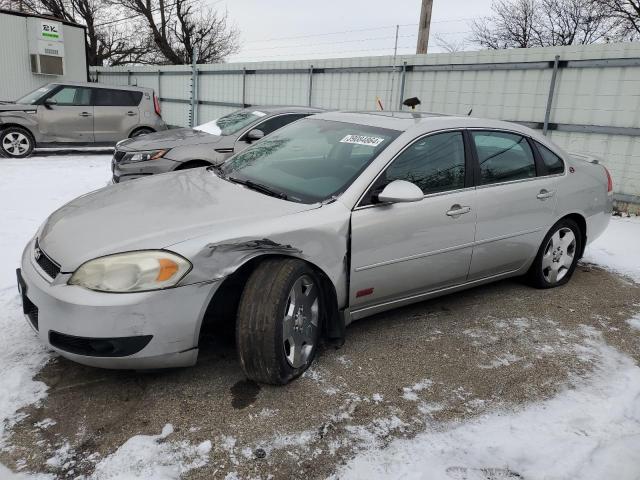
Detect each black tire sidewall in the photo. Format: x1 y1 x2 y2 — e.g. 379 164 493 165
532 219 582 288
272 263 323 383
1 127 34 158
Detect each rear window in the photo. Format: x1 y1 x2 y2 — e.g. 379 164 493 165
93 88 143 107
472 131 536 185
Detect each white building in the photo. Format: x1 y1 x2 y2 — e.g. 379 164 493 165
0 9 87 102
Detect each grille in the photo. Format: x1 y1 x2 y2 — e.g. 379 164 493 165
113 150 126 162
23 295 39 331
35 240 61 279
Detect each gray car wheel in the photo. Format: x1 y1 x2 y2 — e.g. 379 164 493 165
236 258 322 384
528 218 582 289
1 127 34 158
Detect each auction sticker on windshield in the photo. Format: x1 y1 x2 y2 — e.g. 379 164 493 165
340 135 385 147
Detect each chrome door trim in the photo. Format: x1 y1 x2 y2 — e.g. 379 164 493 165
354 226 542 272
353 185 476 211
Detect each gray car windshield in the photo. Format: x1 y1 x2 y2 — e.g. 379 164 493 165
219 119 400 203
194 109 266 136
16 84 58 104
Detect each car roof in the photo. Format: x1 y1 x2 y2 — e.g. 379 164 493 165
47 81 153 93
248 105 326 114
312 110 540 137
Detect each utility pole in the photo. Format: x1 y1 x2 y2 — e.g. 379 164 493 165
416 0 433 54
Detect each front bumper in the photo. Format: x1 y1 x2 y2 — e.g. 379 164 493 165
112 153 179 183
19 239 220 369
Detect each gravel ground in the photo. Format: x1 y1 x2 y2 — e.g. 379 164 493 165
2 262 639 479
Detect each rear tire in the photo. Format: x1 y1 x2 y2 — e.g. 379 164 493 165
236 259 322 385
527 218 582 289
1 127 34 158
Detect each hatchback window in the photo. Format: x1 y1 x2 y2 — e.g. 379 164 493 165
93 89 142 106
221 119 400 203
472 131 536 185
536 142 565 175
49 86 91 106
381 131 466 196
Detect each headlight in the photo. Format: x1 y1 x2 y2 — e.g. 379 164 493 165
69 250 191 292
121 149 168 164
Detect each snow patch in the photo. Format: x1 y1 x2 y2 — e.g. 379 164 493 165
583 216 640 283
401 379 433 401
627 314 640 331
333 339 640 480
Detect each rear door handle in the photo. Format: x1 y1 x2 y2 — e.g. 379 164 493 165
126 111 136 116
537 189 555 200
446 204 472 217
79 112 92 117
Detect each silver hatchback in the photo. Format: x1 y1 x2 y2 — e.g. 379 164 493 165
0 82 167 158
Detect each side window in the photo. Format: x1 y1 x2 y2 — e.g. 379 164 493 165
49 87 91 106
472 131 536 185
382 131 466 195
536 142 565 175
254 114 309 136
93 89 142 107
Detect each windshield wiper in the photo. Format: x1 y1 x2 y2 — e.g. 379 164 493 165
207 164 227 179
227 176 288 200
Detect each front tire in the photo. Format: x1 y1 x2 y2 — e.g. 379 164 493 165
1 127 34 158
528 218 582 289
236 259 322 385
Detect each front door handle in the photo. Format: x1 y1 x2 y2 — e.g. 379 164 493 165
79 112 92 117
537 189 555 200
126 111 136 116
446 204 472 217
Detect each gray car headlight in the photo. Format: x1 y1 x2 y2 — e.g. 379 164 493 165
69 251 191 292
121 149 168 164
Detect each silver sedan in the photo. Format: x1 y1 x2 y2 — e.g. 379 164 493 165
18 111 612 384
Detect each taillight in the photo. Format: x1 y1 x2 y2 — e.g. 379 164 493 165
604 166 613 193
153 94 161 117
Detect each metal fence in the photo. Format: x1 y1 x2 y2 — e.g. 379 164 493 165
91 43 640 203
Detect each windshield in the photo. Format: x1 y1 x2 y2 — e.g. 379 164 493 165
194 109 267 136
16 84 58 104
220 118 401 203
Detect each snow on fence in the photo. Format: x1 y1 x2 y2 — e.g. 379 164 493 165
91 43 640 203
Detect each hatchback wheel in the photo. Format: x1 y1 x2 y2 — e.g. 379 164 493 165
236 258 321 384
528 219 582 288
1 127 34 158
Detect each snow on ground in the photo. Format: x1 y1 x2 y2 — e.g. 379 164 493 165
0 154 111 476
583 216 640 283
0 155 213 479
334 337 640 480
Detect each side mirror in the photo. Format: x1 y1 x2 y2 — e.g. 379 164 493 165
245 129 264 142
44 98 57 108
377 180 423 204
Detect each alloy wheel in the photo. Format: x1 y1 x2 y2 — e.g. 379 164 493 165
2 132 30 156
282 275 319 368
542 227 576 284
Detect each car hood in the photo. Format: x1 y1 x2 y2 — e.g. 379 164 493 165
0 103 37 113
116 128 223 151
38 169 317 271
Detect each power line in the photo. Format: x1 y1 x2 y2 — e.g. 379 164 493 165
94 0 219 28
242 24 415 44
239 33 418 52
231 45 419 61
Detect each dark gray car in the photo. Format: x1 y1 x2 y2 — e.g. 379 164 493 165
0 82 167 158
111 106 324 183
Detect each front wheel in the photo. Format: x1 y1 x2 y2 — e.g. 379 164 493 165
1 127 34 158
236 259 322 385
528 218 582 289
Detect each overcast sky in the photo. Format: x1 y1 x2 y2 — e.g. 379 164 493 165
216 0 494 62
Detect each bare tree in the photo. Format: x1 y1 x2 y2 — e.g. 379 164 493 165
471 0 622 48
116 0 240 64
433 32 467 52
597 0 640 37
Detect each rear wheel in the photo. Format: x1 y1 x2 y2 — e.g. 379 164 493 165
528 218 582 289
236 259 322 385
1 127 34 158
